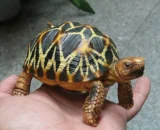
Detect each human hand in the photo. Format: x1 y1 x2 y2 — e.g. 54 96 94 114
0 75 150 130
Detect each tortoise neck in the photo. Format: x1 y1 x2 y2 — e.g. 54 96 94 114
105 62 124 83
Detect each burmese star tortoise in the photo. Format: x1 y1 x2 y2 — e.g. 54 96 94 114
13 22 145 126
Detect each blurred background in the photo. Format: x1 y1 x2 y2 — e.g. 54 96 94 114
0 0 160 129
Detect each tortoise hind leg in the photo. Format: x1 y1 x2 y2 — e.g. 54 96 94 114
83 80 107 127
13 72 32 96
118 82 133 109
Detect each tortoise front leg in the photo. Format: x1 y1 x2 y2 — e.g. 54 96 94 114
12 72 32 96
83 80 107 127
118 82 133 109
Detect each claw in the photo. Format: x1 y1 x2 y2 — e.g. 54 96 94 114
12 88 28 96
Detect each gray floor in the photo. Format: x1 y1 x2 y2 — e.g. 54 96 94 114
0 0 160 129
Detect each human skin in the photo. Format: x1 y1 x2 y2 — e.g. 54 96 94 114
0 75 150 130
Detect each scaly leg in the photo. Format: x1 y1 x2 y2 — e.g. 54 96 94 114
83 80 107 127
12 72 32 96
118 82 133 109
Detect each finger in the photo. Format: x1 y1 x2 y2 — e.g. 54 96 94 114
31 84 87 106
127 76 151 121
0 75 18 94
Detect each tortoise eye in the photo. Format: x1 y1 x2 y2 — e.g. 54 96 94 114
123 61 132 69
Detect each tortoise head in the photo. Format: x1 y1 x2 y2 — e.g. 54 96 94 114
114 57 145 81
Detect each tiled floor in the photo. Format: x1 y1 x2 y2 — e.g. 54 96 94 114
0 0 159 129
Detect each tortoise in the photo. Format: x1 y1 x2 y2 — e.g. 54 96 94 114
13 21 145 126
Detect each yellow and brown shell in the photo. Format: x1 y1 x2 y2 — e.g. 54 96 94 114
23 22 119 82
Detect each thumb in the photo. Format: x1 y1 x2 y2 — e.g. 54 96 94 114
127 76 151 121
0 75 18 95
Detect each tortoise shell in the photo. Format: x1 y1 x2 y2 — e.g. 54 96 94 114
23 22 119 82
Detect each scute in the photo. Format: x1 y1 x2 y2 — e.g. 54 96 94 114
23 22 119 83
66 26 84 33
83 28 92 39
61 23 71 32
74 69 83 82
47 64 55 79
90 37 105 53
42 29 59 54
69 55 80 74
60 67 68 81
105 45 113 64
37 62 43 77
61 34 82 58
92 27 103 36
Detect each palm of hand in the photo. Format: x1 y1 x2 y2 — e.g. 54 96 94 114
0 75 150 130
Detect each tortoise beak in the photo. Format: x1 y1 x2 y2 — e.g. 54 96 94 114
134 57 144 65
134 57 145 70
132 57 145 78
